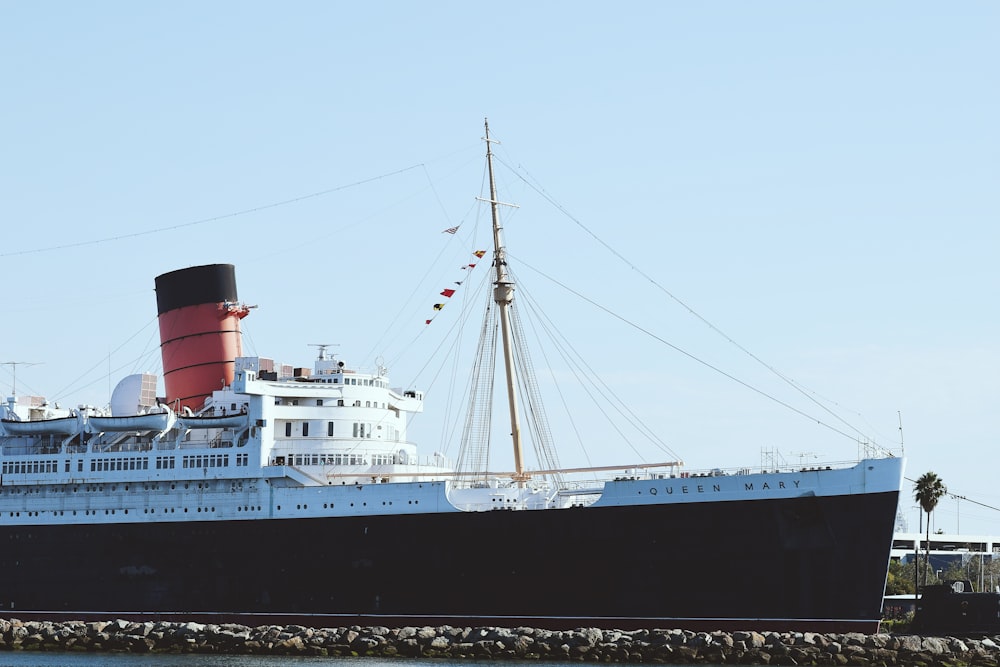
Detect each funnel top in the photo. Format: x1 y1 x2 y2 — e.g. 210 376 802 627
155 264 238 315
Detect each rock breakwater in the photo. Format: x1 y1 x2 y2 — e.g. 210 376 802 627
1 618 998 665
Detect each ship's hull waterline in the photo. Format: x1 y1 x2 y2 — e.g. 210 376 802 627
0 476 899 632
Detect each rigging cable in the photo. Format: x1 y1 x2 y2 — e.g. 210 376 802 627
496 154 892 455
514 273 681 464
510 253 877 447
0 164 426 258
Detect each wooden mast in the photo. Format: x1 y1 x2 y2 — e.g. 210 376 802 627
483 119 529 483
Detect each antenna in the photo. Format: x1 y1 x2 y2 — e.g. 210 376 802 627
308 344 340 360
898 410 905 456
790 451 822 467
1 361 41 397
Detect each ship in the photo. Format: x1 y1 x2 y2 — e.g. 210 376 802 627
0 122 903 632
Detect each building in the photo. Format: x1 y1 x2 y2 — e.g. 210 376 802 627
891 531 1000 591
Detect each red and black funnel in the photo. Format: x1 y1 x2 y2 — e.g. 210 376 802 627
155 264 249 411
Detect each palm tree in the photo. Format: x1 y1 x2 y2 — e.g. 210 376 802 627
914 472 947 588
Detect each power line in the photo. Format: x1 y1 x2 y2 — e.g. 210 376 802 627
903 476 1000 514
0 164 425 259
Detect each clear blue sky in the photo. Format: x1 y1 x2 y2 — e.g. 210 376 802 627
1 2 997 533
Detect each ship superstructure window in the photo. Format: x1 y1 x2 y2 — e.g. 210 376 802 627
182 454 230 468
2 459 60 474
155 456 176 470
90 457 149 472
302 422 309 437
285 423 292 437
339 454 365 465
327 421 334 436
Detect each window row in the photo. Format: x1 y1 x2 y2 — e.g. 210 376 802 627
3 453 253 476
282 452 395 466
182 454 229 469
92 457 149 472
277 399 388 408
2 460 60 475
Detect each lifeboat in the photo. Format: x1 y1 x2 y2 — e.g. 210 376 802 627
0 416 80 436
177 414 248 429
87 409 174 433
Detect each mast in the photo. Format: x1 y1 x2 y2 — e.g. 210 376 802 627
483 119 529 483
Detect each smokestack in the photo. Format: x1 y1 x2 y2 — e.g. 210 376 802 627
154 264 249 411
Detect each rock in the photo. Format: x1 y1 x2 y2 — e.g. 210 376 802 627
577 627 604 646
842 632 867 646
513 635 535 656
2 620 1000 663
920 636 947 655
183 621 207 635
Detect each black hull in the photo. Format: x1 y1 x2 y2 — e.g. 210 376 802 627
0 490 899 632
